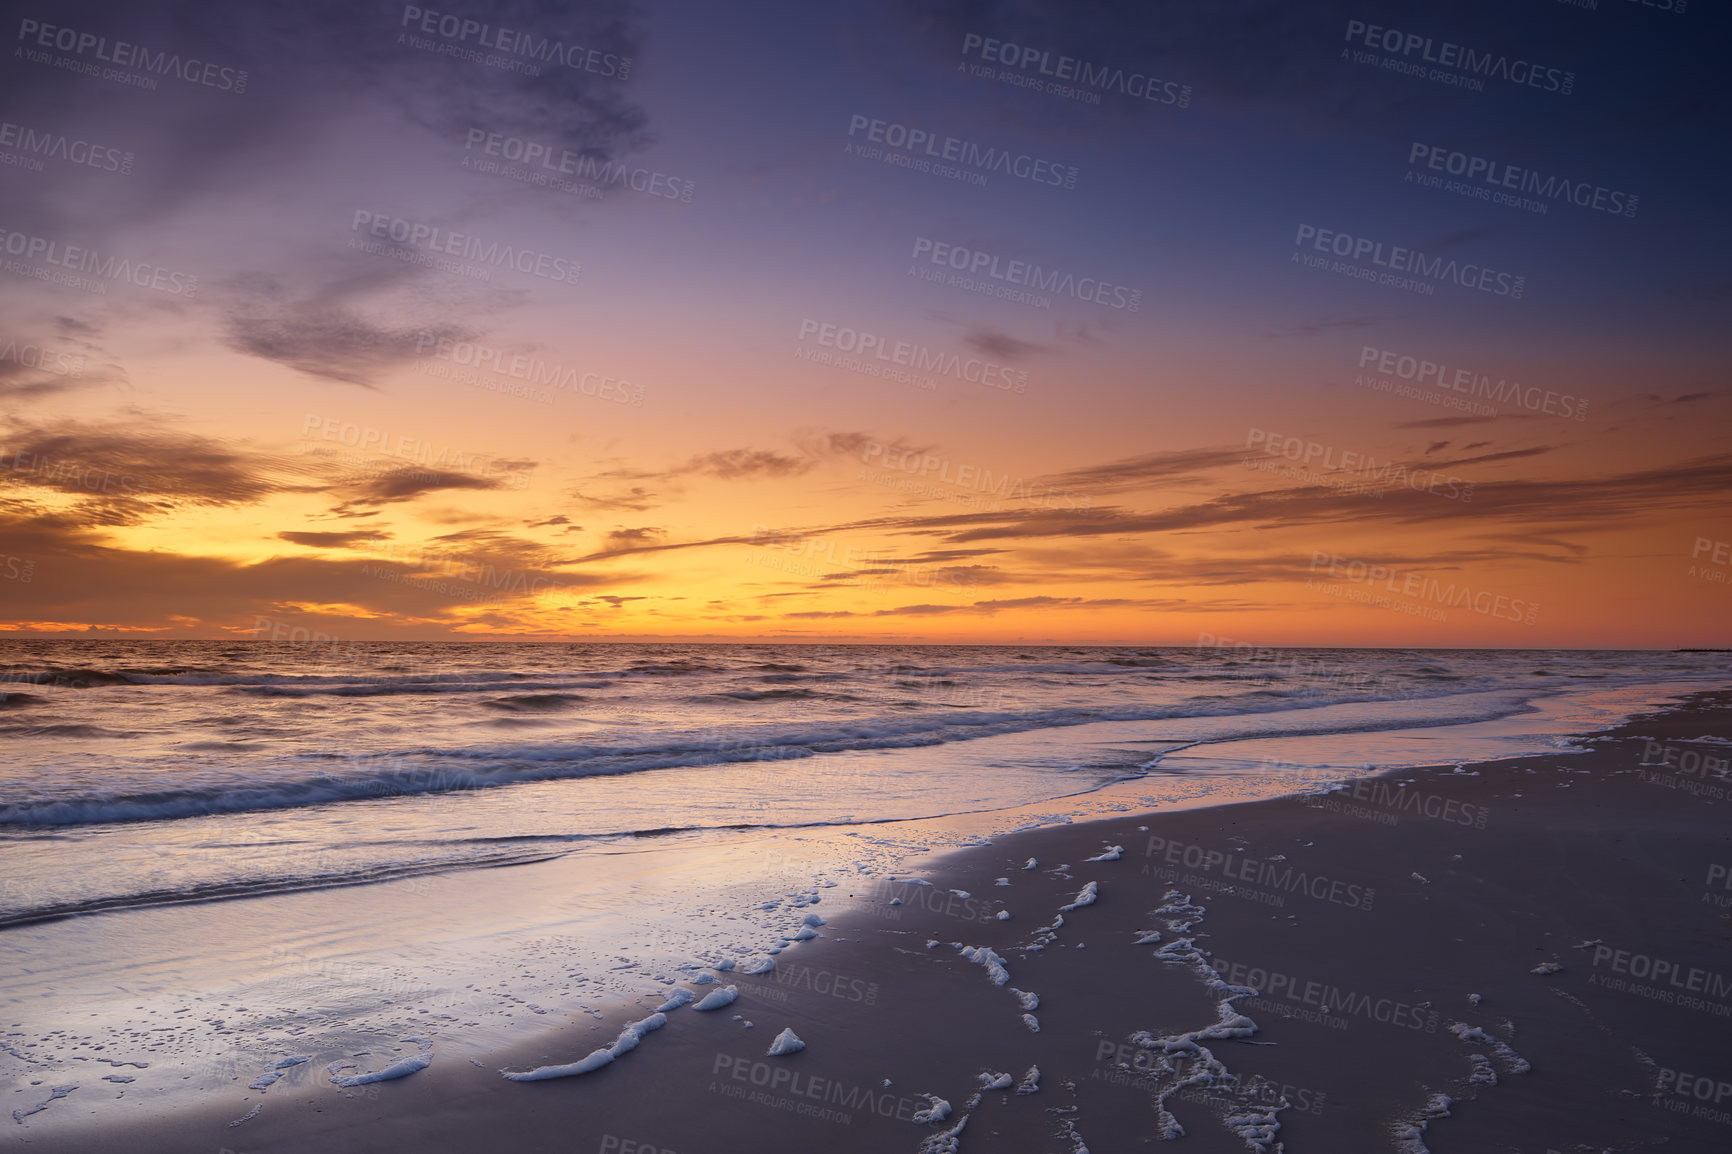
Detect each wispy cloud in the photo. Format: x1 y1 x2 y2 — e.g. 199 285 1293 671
278 530 386 549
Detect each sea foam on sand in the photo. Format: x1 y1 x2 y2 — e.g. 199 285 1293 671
329 1039 433 1088
500 1014 666 1081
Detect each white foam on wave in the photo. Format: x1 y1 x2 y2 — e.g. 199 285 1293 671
10 652 1717 1137
11 674 1616 829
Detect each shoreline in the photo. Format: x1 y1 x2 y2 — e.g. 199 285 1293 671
16 686 1732 1151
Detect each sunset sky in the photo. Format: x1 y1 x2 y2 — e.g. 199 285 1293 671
1 0 1727 646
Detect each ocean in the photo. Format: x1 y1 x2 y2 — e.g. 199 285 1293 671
0 641 1724 1128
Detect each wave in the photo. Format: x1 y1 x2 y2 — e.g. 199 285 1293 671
0 663 692 692
179 741 275 752
0 810 1022 926
2 666 136 688
0 653 1330 690
0 690 1541 828
0 844 571 930
2 664 538 688
624 660 722 675
482 694 588 712
229 678 616 698
703 688 853 702
0 723 142 739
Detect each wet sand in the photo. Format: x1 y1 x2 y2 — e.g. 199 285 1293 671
16 690 1732 1152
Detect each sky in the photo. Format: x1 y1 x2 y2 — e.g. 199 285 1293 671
0 0 1727 647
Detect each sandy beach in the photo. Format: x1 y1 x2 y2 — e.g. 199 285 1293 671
17 688 1728 1153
